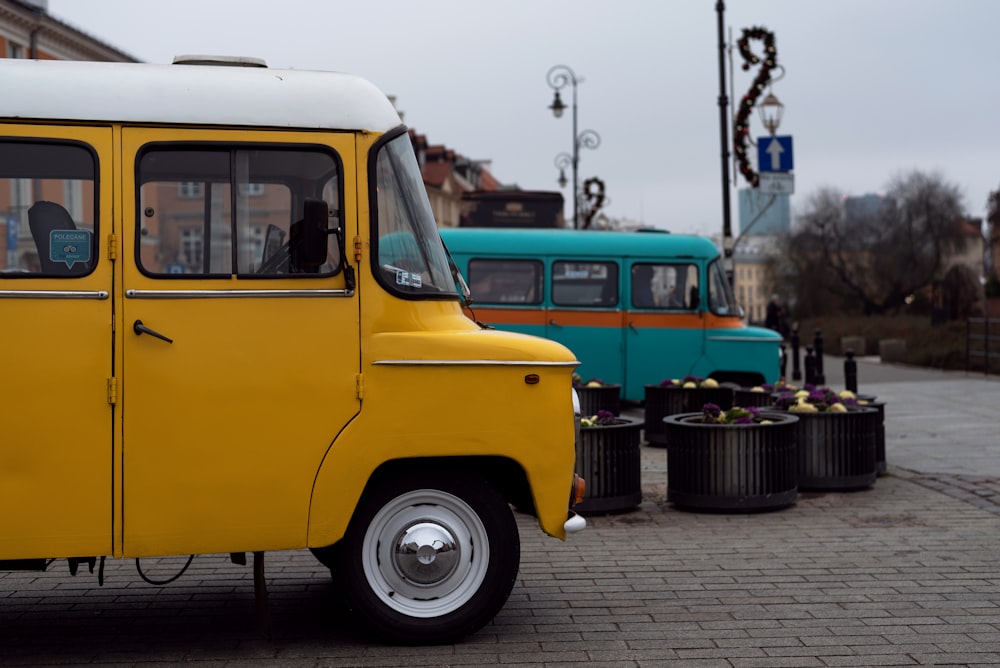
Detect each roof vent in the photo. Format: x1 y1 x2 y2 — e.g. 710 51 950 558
172 55 267 68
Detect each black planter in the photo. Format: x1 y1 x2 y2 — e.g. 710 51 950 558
576 384 622 417
793 406 879 491
663 412 799 512
856 395 887 475
574 416 642 514
643 385 735 447
734 388 774 409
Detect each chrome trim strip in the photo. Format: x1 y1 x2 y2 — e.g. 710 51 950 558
126 289 352 299
707 336 782 343
372 359 580 367
0 290 109 300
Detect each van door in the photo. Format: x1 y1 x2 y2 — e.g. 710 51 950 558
118 129 361 557
0 128 114 558
624 261 706 399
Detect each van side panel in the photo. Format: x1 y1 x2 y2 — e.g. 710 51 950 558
308 312 579 546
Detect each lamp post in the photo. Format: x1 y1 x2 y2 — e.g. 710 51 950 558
547 64 601 229
554 152 572 189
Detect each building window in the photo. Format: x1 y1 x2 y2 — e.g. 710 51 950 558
178 182 203 199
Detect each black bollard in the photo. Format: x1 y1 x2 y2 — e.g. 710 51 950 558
844 349 857 393
780 342 788 381
813 329 825 385
791 327 801 381
804 345 816 385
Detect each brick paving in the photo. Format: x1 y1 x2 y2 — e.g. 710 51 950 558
3 363 1000 666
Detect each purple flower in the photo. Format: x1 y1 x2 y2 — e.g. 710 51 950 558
774 394 797 410
702 403 722 419
595 409 616 425
732 417 754 424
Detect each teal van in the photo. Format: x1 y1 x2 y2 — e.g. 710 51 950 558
440 227 782 401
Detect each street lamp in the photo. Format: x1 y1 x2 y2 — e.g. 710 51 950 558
758 91 784 136
547 64 601 229
554 152 571 189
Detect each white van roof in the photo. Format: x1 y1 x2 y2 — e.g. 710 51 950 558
0 58 402 132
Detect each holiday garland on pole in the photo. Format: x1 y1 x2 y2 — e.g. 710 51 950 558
582 177 606 229
733 26 778 189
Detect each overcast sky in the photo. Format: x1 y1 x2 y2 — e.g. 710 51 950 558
46 0 1000 236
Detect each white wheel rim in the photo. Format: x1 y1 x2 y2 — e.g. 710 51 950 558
361 488 490 618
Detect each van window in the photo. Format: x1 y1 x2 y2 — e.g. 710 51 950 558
707 257 739 315
0 140 97 277
467 259 543 304
373 133 456 297
552 261 618 307
137 146 342 277
632 263 699 309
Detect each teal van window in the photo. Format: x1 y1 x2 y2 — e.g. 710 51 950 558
552 261 618 307
468 259 543 304
632 263 699 309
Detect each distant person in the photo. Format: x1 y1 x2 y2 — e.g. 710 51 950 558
765 293 787 336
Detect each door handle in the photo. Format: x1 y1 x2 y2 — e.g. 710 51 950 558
133 320 173 344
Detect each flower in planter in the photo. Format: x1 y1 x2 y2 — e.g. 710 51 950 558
580 409 620 427
659 375 720 389
573 373 611 388
701 403 773 424
774 386 848 413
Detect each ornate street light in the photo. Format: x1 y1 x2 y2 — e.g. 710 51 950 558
554 152 572 188
547 64 601 229
758 91 784 136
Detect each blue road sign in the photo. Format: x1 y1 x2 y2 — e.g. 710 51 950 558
758 135 793 173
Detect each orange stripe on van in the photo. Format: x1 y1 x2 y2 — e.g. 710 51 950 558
465 307 745 330
463 307 548 326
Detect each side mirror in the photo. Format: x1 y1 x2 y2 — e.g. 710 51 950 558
290 198 329 271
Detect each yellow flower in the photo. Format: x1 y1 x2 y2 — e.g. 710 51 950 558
790 401 818 413
701 378 719 389
838 390 856 399
750 386 766 393
682 381 697 388
828 403 847 413
794 390 810 399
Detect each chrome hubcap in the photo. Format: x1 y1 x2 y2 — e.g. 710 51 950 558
393 521 460 585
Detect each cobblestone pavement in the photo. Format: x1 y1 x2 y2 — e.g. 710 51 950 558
3 360 1000 666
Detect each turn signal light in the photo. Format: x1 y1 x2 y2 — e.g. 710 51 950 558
570 474 586 506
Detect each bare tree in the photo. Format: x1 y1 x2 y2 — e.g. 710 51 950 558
786 170 967 315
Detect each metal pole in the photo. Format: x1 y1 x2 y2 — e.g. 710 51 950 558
571 78 579 229
716 0 734 286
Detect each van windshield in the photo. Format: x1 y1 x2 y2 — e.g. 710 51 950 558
373 133 457 298
707 258 741 316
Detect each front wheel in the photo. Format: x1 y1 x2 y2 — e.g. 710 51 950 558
339 470 520 645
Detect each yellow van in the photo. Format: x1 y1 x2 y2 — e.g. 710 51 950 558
0 56 584 644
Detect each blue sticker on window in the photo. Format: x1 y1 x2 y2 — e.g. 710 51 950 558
49 229 92 269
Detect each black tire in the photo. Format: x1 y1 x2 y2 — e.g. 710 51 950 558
338 470 520 645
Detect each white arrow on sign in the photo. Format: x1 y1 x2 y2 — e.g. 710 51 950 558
765 137 784 171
